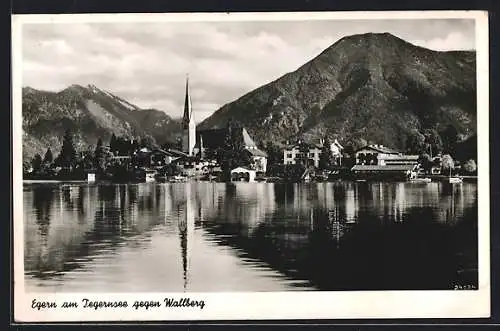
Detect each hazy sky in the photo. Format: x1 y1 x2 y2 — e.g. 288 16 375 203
21 18 475 122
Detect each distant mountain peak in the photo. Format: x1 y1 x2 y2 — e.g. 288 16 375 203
22 84 182 162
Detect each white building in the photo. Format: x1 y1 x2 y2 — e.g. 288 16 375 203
354 144 418 166
283 139 344 168
352 144 419 180
231 167 257 182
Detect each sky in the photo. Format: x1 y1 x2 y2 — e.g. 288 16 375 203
21 18 475 122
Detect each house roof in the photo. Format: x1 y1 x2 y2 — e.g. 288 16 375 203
242 128 257 148
136 148 183 157
381 154 419 160
285 138 344 150
231 167 256 173
166 149 189 158
245 147 268 157
356 145 400 154
138 147 151 153
351 164 416 172
171 155 199 163
285 143 322 150
152 148 178 157
333 139 344 149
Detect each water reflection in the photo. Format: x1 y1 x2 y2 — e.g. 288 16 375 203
24 181 478 292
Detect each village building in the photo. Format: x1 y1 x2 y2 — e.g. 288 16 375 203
132 147 184 169
171 156 215 177
196 127 268 173
352 144 419 180
430 155 443 174
231 166 257 182
354 144 419 166
283 139 344 168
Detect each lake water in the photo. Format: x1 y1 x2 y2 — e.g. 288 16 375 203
23 181 478 292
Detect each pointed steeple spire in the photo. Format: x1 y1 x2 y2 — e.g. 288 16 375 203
199 135 205 159
181 74 196 156
182 74 192 127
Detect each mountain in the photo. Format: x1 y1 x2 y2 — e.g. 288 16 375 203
198 33 476 151
22 84 182 163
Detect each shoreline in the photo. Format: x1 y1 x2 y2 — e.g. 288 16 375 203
22 176 478 185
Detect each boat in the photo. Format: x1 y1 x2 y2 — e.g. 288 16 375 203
410 177 432 183
134 168 157 183
447 167 463 184
155 175 169 182
171 175 187 182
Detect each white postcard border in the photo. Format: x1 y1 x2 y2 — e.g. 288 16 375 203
11 11 490 322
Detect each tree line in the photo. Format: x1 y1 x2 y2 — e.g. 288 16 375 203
24 129 163 180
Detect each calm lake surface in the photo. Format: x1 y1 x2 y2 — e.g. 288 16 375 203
23 181 478 292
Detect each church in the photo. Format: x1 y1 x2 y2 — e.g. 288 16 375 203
181 76 196 157
180 76 268 173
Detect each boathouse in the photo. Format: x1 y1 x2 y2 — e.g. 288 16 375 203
231 167 256 182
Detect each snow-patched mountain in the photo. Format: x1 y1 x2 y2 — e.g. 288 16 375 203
22 84 182 162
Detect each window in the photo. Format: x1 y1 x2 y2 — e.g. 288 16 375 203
286 153 293 158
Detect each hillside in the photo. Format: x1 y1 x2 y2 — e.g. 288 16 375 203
22 84 182 162
198 33 476 151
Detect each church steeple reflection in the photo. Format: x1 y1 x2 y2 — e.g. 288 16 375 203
178 183 195 291
178 210 188 290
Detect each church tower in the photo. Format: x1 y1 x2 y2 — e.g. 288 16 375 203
181 76 196 156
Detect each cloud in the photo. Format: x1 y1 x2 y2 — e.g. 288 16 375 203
20 19 475 120
410 31 475 51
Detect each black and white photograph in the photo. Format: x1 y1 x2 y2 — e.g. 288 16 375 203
12 11 490 321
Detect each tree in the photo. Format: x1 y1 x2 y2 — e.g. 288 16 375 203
406 130 426 154
43 147 53 164
79 148 95 170
294 140 311 168
109 133 118 153
57 129 77 169
441 154 455 173
31 154 43 174
220 125 252 179
423 129 443 157
418 153 433 174
342 143 358 168
463 159 477 174
343 144 354 157
140 135 157 150
94 138 107 172
175 137 183 151
350 137 367 151
283 163 306 182
264 141 282 167
440 124 460 155
319 137 335 170
131 138 139 152
162 163 182 176
23 161 32 175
